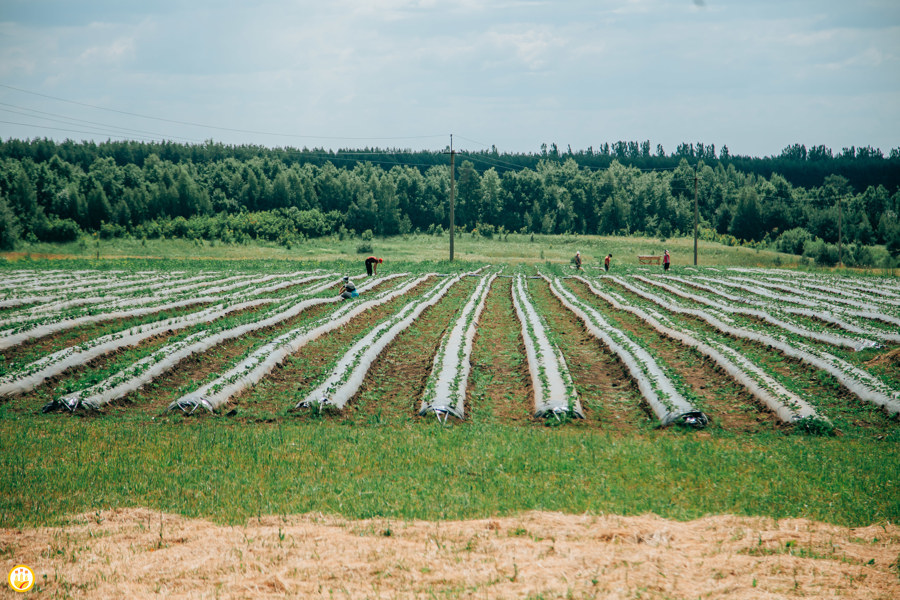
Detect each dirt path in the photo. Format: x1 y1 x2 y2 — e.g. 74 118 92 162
468 277 534 424
242 279 435 416
352 277 475 423
2 508 898 599
574 278 784 434
526 279 651 431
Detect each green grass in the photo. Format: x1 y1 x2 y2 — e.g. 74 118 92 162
3 231 822 268
0 416 897 529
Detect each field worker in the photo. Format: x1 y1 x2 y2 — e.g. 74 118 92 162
663 249 671 272
339 276 358 300
604 253 612 272
364 255 383 277
574 251 582 270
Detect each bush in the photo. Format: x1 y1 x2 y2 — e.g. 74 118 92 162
843 243 874 267
474 223 495 239
356 241 374 254
776 227 813 255
803 238 839 266
99 222 127 239
38 217 81 242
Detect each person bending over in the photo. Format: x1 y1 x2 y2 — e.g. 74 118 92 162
365 256 383 276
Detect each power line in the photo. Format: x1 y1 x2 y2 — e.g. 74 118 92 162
0 104 201 143
0 119 170 144
0 83 449 143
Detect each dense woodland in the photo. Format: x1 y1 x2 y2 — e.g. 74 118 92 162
1 138 899 266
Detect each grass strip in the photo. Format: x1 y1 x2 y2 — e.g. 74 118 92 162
1 418 897 529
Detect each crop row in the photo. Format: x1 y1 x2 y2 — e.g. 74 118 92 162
0 266 897 431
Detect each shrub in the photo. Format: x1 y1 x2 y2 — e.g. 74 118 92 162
803 238 839 266
475 223 495 239
776 227 813 255
99 222 127 239
38 217 81 242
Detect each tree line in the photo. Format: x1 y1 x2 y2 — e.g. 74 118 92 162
0 138 898 265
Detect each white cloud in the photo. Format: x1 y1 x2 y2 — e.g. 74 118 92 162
0 1 898 155
77 34 135 66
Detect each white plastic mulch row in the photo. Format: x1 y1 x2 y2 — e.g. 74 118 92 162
419 272 497 421
578 276 822 425
666 276 900 344
53 273 404 411
749 269 900 305
729 275 900 328
0 298 272 398
170 274 431 413
613 277 900 416
299 272 472 411
547 276 705 427
0 272 215 312
0 272 326 349
727 269 900 322
0 272 256 336
511 275 583 420
635 276 877 352
726 275 884 313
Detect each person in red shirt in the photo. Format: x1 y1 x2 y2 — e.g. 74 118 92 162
364 256 383 276
604 253 612 272
663 249 670 272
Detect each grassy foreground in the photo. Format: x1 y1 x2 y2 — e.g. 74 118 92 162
1 417 898 529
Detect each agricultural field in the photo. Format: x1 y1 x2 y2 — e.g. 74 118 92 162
1 247 899 599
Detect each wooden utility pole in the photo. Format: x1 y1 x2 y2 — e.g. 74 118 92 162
693 165 699 266
448 135 455 261
837 196 843 267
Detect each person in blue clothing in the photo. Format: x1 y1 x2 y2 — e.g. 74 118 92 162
339 276 358 300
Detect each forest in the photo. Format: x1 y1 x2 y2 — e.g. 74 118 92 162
1 138 898 266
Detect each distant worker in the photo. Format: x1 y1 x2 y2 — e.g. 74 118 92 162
574 251 582 270
364 256 383 277
604 253 612 272
339 276 358 300
663 249 670 272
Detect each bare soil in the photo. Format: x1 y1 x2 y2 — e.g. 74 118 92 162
241 279 435 416
468 277 535 424
351 277 475 422
570 279 782 433
0 302 214 366
604 280 900 435
3 508 898 599
526 279 651 431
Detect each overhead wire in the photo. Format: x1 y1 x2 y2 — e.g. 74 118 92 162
0 104 202 143
0 83 448 144
1 84 713 176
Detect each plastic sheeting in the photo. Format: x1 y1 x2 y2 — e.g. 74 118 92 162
419 272 497 421
512 275 583 420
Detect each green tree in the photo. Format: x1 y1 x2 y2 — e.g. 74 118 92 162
0 196 21 249
729 186 762 241
84 179 112 230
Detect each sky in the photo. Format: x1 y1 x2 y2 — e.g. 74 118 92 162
0 0 898 158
